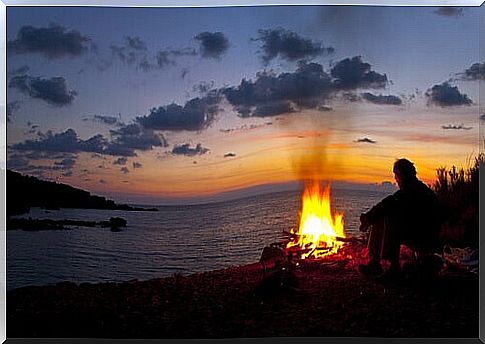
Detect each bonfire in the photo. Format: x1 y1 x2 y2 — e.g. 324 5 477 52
285 181 346 259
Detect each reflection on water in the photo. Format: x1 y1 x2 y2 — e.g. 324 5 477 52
7 188 388 290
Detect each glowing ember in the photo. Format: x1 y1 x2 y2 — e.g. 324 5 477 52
286 181 346 259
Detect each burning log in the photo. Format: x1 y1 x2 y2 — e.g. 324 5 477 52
314 247 333 252
334 236 355 243
334 235 367 244
285 246 314 260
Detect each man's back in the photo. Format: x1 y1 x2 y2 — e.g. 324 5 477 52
393 179 441 252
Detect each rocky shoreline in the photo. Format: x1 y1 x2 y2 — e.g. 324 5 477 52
7 216 128 231
7 243 478 339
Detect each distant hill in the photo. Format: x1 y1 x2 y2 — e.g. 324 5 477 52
7 170 157 216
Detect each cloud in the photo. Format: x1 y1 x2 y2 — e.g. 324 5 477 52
355 137 377 144
8 24 92 59
340 92 361 103
195 32 229 59
111 36 157 71
222 58 388 117
6 101 21 122
425 82 473 107
192 81 215 95
86 51 114 72
91 153 106 159
99 179 108 184
361 92 402 105
110 36 147 65
330 56 388 90
7 151 77 176
480 114 485 121
224 152 236 158
83 114 121 126
9 75 77 106
219 122 272 133
24 151 73 160
11 129 104 154
136 56 387 123
111 36 196 71
125 36 147 51
169 47 198 58
441 124 473 130
136 92 221 131
120 167 129 174
155 48 197 69
25 122 40 135
253 100 295 117
457 62 485 81
254 28 334 64
11 125 166 158
7 154 31 170
54 157 76 168
433 7 464 17
222 61 333 117
92 115 121 126
132 162 142 169
153 50 176 68
113 157 128 165
108 123 168 155
171 143 209 156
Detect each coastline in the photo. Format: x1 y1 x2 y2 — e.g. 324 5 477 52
7 243 478 338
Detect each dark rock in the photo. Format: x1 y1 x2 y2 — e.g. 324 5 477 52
7 218 67 231
8 217 127 231
109 217 127 227
108 217 127 232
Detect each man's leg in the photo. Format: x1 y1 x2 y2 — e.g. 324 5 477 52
373 217 403 282
359 220 387 276
367 220 385 262
361 218 402 276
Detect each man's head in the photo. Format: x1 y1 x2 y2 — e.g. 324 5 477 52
393 158 417 188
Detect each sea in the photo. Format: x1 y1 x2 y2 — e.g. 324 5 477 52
7 187 390 290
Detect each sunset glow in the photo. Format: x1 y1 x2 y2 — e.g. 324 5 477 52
5 6 483 204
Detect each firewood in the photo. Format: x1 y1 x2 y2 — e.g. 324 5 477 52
282 230 299 239
334 236 365 244
314 247 332 252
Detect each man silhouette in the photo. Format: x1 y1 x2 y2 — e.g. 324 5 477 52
358 158 442 280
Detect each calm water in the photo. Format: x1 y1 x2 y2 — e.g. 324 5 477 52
7 188 389 290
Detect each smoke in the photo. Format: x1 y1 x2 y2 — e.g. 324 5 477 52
288 112 349 184
292 131 330 183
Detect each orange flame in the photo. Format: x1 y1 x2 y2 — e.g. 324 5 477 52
287 181 346 259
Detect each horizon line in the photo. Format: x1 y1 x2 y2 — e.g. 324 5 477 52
5 167 398 206
107 179 399 206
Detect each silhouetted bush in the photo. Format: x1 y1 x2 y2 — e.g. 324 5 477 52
433 153 482 248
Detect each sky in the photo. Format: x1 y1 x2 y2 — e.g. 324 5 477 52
4 5 484 204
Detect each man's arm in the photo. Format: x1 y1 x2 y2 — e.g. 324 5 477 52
359 193 399 231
